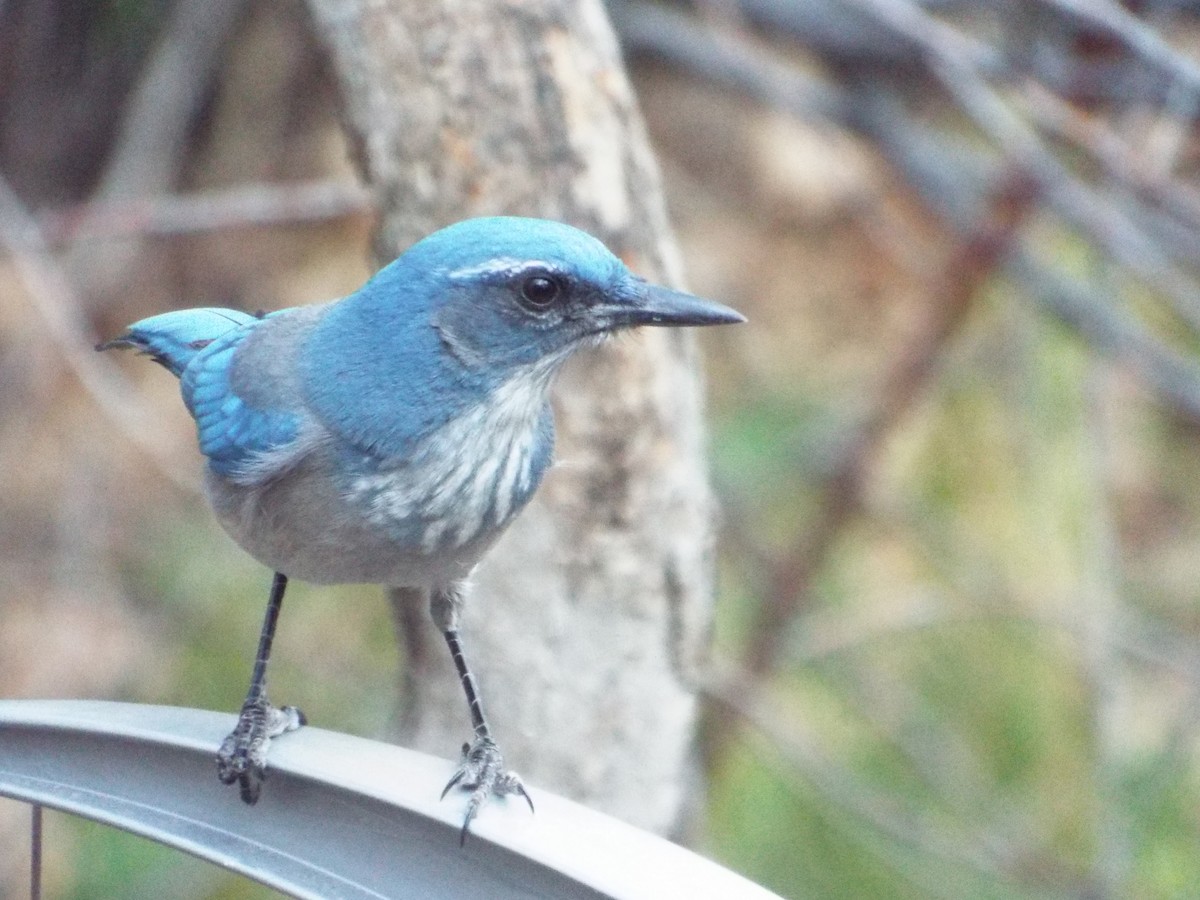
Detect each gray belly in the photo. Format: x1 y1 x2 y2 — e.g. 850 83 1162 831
203 458 498 588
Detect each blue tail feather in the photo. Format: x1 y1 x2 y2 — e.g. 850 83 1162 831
97 308 260 377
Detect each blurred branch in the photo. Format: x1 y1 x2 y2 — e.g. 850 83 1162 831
65 0 250 306
1009 250 1200 420
1019 82 1200 227
0 173 201 496
614 2 1200 424
859 94 1200 421
741 170 1037 679
1017 81 1200 264
95 0 249 199
1035 0 1200 97
607 0 849 122
37 179 374 245
849 0 1200 331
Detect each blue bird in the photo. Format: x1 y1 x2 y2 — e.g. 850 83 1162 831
99 216 744 840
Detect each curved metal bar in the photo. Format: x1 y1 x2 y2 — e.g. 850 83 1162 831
0 700 779 899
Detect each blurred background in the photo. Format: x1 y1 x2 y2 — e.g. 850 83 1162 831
5 0 1200 897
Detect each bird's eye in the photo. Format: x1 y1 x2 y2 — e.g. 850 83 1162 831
520 274 561 310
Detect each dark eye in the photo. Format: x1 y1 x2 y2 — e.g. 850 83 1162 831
520 274 561 310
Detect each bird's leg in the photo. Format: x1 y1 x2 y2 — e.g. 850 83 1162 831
432 585 533 844
217 571 305 804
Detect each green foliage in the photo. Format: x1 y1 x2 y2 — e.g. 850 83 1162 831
703 288 1200 898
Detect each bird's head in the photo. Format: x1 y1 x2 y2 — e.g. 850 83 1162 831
387 216 745 376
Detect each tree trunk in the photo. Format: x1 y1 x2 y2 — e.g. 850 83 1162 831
303 0 715 835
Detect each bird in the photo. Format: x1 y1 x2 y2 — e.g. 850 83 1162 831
98 215 745 841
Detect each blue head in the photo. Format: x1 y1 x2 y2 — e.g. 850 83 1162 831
305 217 744 457
365 216 741 367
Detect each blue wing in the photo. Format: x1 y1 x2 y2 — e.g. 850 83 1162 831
181 326 302 481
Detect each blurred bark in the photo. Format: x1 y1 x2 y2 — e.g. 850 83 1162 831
303 0 714 834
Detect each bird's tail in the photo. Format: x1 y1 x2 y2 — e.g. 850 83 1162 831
97 308 260 377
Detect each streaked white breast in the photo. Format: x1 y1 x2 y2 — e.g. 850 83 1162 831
346 357 559 551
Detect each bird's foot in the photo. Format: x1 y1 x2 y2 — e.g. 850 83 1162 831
217 697 306 804
441 736 534 844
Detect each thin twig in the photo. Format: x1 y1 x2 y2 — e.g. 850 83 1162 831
1035 0 1200 98
38 179 374 245
1019 82 1200 233
846 0 1200 330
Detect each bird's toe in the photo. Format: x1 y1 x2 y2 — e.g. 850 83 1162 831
216 697 305 804
441 736 533 844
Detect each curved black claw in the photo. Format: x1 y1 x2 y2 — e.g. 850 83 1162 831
441 737 534 845
216 698 305 804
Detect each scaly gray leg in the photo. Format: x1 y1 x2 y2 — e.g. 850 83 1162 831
432 584 533 844
217 571 305 804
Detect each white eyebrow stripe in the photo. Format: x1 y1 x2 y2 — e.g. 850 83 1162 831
446 258 555 281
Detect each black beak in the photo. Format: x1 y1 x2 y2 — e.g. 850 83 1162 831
597 282 746 330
